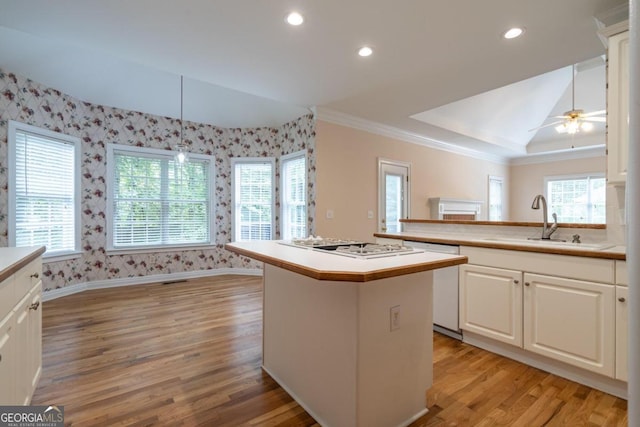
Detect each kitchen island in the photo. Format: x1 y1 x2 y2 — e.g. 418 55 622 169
225 240 467 427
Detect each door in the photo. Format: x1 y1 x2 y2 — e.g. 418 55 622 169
523 273 615 377
459 264 523 346
378 160 409 233
0 312 15 405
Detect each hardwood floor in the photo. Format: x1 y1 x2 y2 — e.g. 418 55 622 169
32 275 627 426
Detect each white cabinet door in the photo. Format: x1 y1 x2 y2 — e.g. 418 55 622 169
27 284 43 395
14 293 31 405
0 312 16 405
459 265 522 346
615 286 628 381
607 30 629 185
523 273 615 377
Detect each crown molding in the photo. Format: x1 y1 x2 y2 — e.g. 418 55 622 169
316 107 509 165
509 145 605 165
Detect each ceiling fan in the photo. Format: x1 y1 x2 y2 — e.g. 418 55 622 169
530 64 606 134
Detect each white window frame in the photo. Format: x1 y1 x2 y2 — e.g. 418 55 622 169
106 143 215 253
231 157 276 242
488 175 504 221
544 172 606 224
8 121 81 260
280 150 307 240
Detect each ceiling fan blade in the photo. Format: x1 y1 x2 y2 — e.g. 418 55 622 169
529 120 565 132
582 110 606 117
583 117 606 122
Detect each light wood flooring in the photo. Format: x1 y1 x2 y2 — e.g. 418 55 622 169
32 275 628 426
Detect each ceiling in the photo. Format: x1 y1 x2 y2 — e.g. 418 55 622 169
0 0 628 161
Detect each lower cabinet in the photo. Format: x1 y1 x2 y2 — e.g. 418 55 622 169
0 254 43 405
459 249 621 380
523 273 615 377
615 286 628 381
459 265 522 346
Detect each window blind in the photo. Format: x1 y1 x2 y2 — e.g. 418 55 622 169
111 150 211 248
13 129 77 253
233 161 274 241
281 154 307 240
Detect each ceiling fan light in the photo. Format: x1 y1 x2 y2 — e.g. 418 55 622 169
580 121 594 132
555 124 567 133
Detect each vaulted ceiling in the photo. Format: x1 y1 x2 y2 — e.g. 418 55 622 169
0 0 627 161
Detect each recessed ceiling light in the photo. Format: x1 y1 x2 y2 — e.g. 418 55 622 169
286 12 304 26
503 27 524 39
358 46 373 57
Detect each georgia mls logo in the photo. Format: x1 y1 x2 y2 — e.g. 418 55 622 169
0 405 64 427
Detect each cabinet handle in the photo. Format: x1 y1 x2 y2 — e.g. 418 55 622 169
618 297 626 303
514 279 519 284
29 301 40 311
524 282 530 286
30 272 39 279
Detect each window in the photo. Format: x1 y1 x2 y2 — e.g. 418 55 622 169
232 158 275 241
107 144 214 250
8 121 81 257
281 151 307 240
545 174 606 224
488 175 504 221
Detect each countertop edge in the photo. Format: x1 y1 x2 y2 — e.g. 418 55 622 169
0 246 46 283
374 233 626 261
225 243 468 282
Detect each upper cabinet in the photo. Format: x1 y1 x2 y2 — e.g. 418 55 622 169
606 29 629 185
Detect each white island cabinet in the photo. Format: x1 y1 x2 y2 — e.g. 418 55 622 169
0 246 46 405
226 240 467 427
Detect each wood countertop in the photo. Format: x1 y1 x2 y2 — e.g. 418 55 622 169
374 232 626 261
225 240 468 282
0 246 46 283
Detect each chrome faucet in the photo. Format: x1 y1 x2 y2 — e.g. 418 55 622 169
531 194 558 239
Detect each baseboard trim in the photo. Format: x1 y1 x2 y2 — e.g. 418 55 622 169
463 331 628 399
42 268 263 302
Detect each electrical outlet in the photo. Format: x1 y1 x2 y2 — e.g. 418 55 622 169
390 305 400 331
326 209 334 219
367 210 374 219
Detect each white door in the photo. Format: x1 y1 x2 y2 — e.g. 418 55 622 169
378 160 409 233
523 273 615 377
0 311 16 405
459 264 523 346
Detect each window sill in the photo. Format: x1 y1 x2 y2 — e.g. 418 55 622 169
106 244 217 256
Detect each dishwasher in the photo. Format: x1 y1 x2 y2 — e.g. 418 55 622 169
404 241 462 340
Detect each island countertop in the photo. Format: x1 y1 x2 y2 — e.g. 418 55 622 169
225 240 468 282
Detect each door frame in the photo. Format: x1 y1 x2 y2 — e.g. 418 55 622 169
377 158 411 233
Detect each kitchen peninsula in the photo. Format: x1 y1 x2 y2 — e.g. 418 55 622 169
225 240 467 427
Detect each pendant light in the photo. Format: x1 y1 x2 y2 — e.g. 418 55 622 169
175 75 188 165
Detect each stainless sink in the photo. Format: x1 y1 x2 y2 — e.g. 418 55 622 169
481 237 615 251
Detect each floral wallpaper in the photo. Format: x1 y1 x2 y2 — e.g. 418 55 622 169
0 68 316 291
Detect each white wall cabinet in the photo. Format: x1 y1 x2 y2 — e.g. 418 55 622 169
459 265 522 346
607 30 629 185
0 256 42 405
523 273 615 377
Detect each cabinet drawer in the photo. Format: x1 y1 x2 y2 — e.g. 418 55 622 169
0 276 16 318
14 259 42 301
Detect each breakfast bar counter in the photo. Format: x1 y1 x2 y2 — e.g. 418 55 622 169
225 240 467 427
